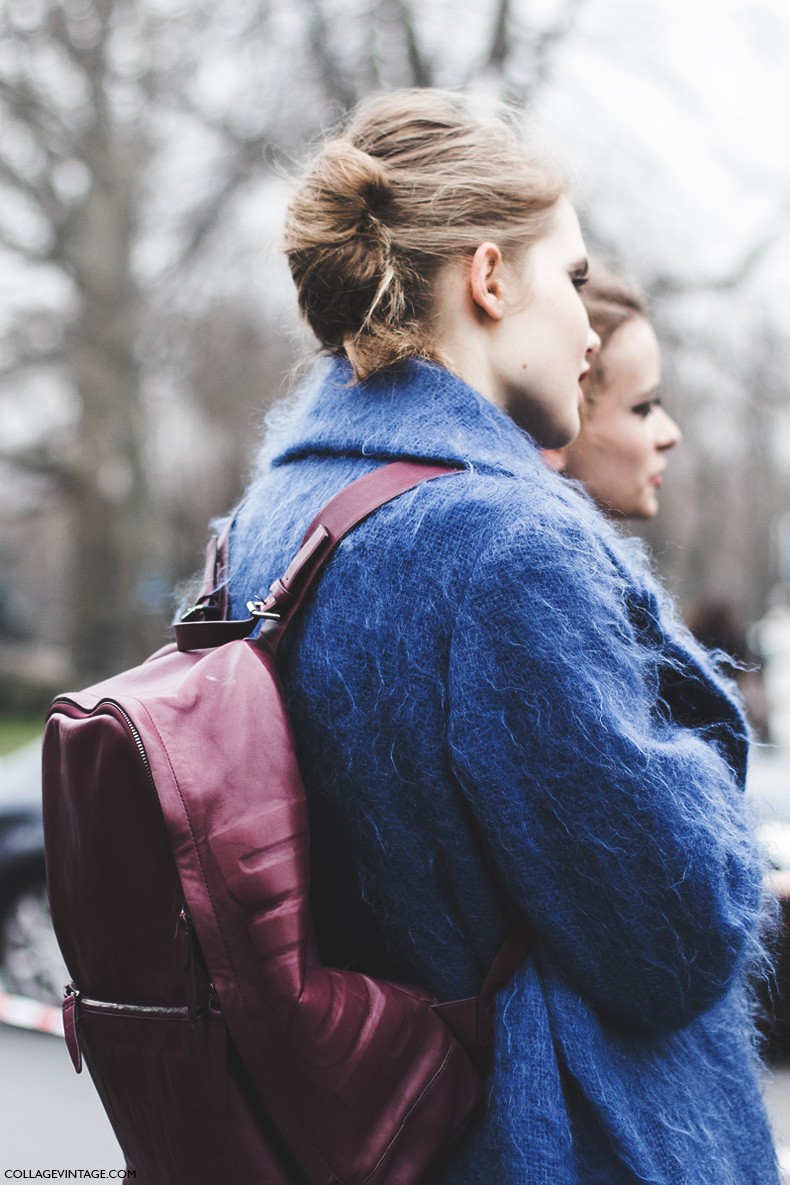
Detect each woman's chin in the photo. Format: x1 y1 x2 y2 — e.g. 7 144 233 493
620 498 658 521
595 493 658 521
537 415 581 451
639 493 660 519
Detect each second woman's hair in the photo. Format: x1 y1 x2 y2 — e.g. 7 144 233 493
284 89 565 379
582 266 647 401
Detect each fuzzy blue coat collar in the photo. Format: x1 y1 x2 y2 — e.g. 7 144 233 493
271 355 542 477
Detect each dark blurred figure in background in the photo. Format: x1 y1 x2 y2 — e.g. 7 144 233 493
686 598 771 745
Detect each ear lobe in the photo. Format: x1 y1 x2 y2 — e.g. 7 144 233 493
470 242 505 321
541 447 567 474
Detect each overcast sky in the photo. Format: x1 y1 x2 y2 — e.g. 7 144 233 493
533 0 790 307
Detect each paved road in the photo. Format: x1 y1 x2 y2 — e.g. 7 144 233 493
0 1025 122 1172
0 1023 788 1177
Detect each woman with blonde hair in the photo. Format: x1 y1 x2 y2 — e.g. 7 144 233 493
225 91 777 1184
544 266 682 518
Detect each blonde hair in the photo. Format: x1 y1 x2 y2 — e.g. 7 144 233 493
283 89 565 380
582 265 647 402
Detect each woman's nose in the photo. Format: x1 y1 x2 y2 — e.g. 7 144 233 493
586 327 601 359
656 407 682 450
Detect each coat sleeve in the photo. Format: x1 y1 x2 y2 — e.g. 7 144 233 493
446 513 764 1036
623 575 750 785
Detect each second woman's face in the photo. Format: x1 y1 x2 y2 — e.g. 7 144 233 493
492 197 600 449
561 316 682 519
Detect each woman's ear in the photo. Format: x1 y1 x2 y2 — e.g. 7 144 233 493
469 242 505 321
541 447 567 474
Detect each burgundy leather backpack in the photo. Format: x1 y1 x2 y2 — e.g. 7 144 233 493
42 461 528 1185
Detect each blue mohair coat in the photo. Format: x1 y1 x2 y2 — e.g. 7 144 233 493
226 357 779 1185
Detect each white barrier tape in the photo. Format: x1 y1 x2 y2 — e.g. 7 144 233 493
0 989 63 1036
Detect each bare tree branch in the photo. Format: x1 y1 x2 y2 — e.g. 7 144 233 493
299 0 358 110
153 137 267 277
486 0 511 73
504 0 588 104
0 222 53 261
0 443 76 487
391 0 433 87
0 156 68 226
44 0 117 139
531 0 587 71
0 335 64 379
0 76 80 155
652 203 790 297
45 1 107 80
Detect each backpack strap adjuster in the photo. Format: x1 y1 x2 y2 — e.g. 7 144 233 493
248 524 332 623
246 599 282 621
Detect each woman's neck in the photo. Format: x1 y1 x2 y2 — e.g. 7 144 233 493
428 261 503 409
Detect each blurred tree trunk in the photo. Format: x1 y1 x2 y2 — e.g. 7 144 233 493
0 0 161 683
63 143 157 682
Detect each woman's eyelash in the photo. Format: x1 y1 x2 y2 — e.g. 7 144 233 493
572 275 588 291
632 397 661 418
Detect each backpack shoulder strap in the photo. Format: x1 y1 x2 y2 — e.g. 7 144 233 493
255 459 463 654
199 518 232 616
172 456 532 1074
174 460 462 652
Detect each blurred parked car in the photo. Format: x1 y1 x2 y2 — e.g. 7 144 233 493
0 739 65 1006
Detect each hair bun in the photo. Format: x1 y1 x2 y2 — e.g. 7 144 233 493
312 141 393 234
284 140 399 354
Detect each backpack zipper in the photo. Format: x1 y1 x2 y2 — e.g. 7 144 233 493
179 904 219 1017
65 984 187 1017
103 699 154 787
51 697 155 790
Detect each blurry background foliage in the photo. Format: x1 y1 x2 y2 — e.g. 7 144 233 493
0 0 789 705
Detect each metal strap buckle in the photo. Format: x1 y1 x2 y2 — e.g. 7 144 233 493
246 598 281 621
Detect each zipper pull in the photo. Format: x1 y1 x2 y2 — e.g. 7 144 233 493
177 905 200 1017
177 906 192 972
63 985 82 1074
